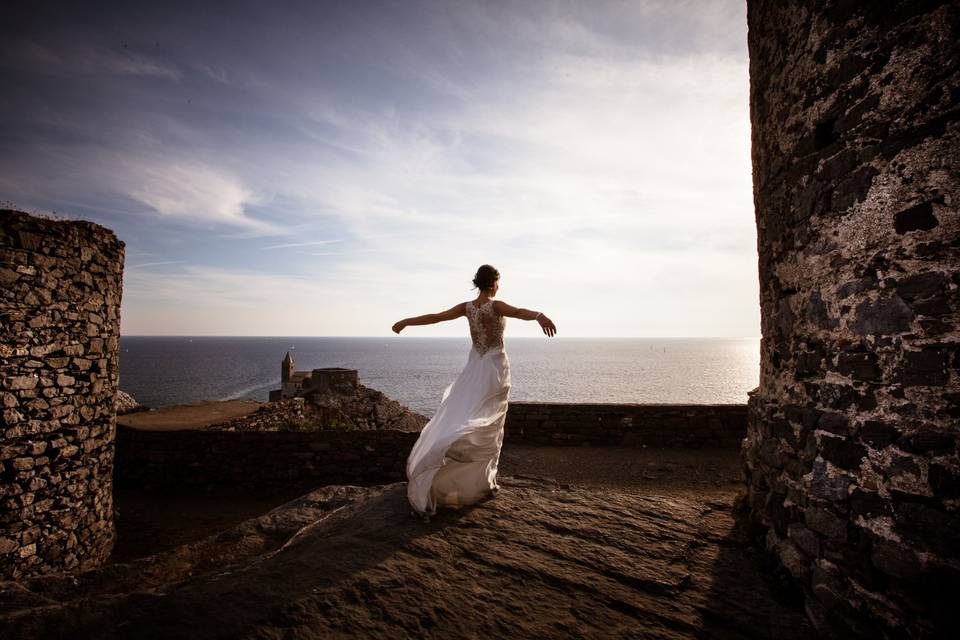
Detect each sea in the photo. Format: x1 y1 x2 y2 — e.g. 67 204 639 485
118 337 760 416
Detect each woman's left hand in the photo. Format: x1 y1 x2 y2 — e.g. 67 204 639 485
392 321 406 334
537 314 557 337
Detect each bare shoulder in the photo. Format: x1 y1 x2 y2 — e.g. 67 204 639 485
492 300 517 315
436 302 467 321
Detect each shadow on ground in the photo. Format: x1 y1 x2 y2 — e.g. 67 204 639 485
1 473 812 639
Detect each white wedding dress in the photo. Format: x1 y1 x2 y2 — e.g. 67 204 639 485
406 299 511 516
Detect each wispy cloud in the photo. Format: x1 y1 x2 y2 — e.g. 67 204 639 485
122 160 282 235
4 37 182 79
261 239 343 250
127 260 186 269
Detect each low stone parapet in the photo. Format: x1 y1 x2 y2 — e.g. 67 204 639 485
115 425 418 489
504 402 747 448
115 402 748 490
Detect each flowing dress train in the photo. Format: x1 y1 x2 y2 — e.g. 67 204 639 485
406 299 510 516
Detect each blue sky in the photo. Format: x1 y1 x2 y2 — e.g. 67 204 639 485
1 0 757 337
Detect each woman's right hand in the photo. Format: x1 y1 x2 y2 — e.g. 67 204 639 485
392 320 406 334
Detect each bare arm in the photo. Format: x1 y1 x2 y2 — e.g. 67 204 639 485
492 300 557 337
392 303 466 334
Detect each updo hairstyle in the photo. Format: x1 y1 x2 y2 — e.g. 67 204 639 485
472 264 500 291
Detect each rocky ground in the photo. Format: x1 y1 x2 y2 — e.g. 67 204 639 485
106 446 747 562
117 399 263 431
0 449 812 639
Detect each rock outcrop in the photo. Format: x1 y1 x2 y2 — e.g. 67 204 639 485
114 390 143 415
305 381 429 432
207 386 428 433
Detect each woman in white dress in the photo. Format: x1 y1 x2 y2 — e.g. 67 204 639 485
392 265 557 519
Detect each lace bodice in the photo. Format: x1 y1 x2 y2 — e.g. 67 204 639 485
466 299 505 355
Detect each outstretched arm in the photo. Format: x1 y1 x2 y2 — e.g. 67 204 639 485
392 303 466 334
492 300 557 337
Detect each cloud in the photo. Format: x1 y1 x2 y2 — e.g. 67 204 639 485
123 160 280 234
127 260 186 269
2 0 758 337
2 37 182 79
261 239 343 250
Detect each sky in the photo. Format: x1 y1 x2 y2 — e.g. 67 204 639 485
1 0 757 337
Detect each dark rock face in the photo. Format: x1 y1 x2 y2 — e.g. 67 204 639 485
745 2 959 637
0 210 124 579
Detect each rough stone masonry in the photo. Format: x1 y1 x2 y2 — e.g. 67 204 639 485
744 2 959 637
0 210 124 579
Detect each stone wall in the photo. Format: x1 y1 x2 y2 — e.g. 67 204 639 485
115 402 747 490
0 210 124 579
115 425 418 489
744 2 959 637
505 402 746 448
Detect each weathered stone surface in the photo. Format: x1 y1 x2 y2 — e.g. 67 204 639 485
816 412 850 436
7 375 39 391
860 420 899 448
901 347 951 386
744 2 959 636
850 296 914 335
896 271 946 301
0 480 813 639
835 351 881 382
0 210 124 580
819 435 867 471
893 200 940 234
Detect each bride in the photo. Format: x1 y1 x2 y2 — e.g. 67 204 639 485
392 264 557 519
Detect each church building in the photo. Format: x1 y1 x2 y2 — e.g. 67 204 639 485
270 351 311 401
269 352 360 401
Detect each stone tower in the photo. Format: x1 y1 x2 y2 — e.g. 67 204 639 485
744 1 959 636
281 351 295 383
1 210 124 579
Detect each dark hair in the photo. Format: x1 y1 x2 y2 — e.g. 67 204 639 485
472 264 499 291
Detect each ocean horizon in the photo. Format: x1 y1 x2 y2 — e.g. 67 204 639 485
119 336 761 416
